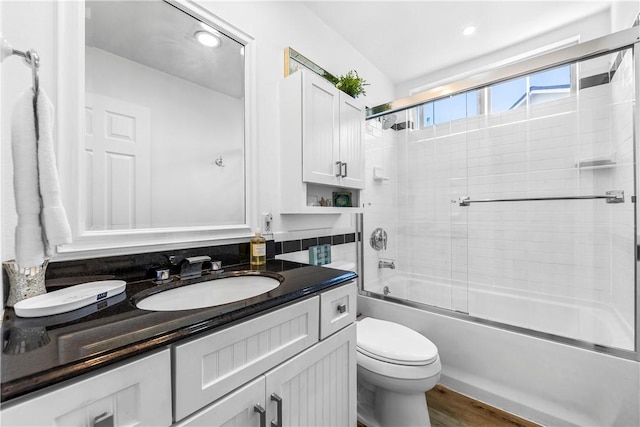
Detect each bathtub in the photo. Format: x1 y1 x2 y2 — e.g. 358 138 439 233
366 273 634 350
359 275 640 426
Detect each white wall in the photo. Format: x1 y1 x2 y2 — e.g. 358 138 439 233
611 1 640 31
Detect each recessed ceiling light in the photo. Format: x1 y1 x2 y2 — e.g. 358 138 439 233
194 30 221 48
462 25 477 36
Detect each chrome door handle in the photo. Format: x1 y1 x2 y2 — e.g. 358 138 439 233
341 162 348 177
335 161 343 177
271 393 283 427
254 403 266 427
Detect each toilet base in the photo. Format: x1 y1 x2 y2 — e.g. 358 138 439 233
357 382 380 427
374 387 431 427
357 381 432 427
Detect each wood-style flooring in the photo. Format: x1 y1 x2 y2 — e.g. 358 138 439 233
427 385 541 427
358 384 542 427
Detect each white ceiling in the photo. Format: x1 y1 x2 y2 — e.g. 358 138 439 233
304 1 614 84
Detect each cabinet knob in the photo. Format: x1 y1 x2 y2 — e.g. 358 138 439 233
337 304 347 314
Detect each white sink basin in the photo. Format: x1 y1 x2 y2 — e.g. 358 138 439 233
136 275 281 311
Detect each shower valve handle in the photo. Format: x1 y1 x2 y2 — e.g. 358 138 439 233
370 227 388 251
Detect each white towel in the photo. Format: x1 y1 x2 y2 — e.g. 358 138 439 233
11 89 45 268
36 88 72 252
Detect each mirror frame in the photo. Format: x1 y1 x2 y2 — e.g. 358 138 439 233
55 0 257 259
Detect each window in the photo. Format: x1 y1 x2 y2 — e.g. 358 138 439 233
420 102 434 127
490 65 571 113
414 64 572 129
491 77 527 113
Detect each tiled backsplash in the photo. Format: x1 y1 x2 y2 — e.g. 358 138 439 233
38 243 255 285
275 233 358 255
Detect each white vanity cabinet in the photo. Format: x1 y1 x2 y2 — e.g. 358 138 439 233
280 69 365 213
175 281 357 427
0 349 172 427
0 282 357 427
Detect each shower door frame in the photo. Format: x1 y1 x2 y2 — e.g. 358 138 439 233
358 26 640 361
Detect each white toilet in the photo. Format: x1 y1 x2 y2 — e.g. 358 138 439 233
356 317 441 427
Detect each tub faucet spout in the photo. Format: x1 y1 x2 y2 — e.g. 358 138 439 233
378 259 396 269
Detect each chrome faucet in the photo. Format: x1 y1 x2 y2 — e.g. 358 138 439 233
378 259 396 269
180 256 212 279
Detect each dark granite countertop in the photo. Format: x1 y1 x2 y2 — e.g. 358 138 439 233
1 260 357 402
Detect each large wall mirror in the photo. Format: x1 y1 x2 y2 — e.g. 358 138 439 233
56 0 255 256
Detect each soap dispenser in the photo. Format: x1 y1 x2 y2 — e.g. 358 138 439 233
250 229 266 266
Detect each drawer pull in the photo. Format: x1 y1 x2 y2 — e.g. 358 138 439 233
337 304 347 314
93 413 114 427
254 404 266 427
271 393 282 427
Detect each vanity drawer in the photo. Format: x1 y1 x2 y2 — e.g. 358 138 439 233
320 281 357 340
173 296 320 421
1 349 172 427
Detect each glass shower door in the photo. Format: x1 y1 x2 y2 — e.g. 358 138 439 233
459 48 636 350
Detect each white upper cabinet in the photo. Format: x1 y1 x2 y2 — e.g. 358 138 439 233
281 69 365 191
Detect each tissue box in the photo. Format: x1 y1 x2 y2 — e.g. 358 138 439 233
309 244 332 266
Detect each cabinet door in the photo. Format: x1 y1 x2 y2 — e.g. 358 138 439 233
302 71 341 186
1 349 172 427
175 377 266 427
265 324 356 427
339 93 365 190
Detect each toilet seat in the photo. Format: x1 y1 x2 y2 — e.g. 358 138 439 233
357 317 438 366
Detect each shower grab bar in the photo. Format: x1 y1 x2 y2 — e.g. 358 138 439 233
458 190 624 206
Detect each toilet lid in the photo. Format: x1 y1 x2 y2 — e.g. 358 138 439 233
357 317 438 366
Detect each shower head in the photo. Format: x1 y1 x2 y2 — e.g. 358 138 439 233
380 114 397 130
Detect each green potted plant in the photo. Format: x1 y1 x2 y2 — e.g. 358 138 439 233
335 70 369 98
